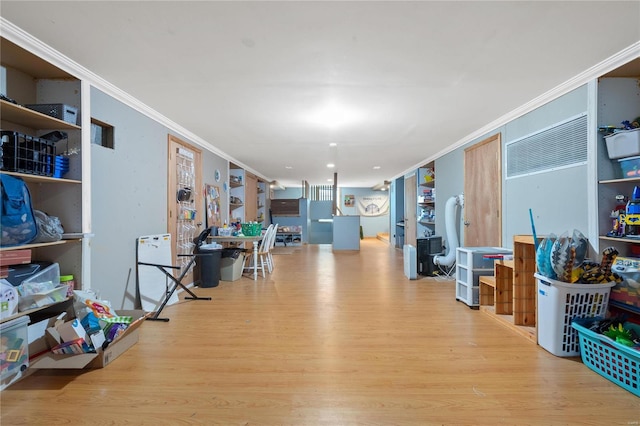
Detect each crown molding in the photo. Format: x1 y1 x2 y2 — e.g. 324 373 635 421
0 17 271 183
394 40 640 181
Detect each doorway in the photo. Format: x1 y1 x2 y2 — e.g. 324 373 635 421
404 174 417 248
167 135 202 284
463 133 502 247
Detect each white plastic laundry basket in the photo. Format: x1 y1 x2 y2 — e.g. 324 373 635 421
535 273 615 357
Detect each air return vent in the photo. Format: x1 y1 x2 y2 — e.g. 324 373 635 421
506 113 587 179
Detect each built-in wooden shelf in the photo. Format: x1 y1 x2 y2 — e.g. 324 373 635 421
1 170 81 185
1 99 80 130
599 235 640 244
599 176 640 184
0 239 83 252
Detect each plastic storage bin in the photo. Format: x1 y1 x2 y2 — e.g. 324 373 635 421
618 155 640 178
535 273 615 357
221 249 245 281
24 103 78 125
17 263 62 311
0 130 55 176
605 128 640 159
0 315 30 390
572 318 640 397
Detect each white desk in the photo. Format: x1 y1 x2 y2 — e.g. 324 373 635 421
208 235 262 280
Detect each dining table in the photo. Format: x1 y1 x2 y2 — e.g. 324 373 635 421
208 235 263 280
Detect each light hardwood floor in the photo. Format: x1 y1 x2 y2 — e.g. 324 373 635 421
1 239 639 425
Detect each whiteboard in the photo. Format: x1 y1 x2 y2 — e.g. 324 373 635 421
137 234 179 312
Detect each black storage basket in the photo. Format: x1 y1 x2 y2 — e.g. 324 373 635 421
0 130 55 177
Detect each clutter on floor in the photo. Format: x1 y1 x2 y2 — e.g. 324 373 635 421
534 228 640 397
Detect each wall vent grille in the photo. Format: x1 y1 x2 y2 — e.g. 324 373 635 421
506 113 587 179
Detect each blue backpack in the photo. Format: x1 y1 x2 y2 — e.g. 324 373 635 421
0 174 37 247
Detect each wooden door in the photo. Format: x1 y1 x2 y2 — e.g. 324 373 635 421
245 172 258 222
464 133 502 247
404 174 417 248
167 135 202 284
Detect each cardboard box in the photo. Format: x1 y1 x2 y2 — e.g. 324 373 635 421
0 250 32 267
30 309 148 369
57 318 88 343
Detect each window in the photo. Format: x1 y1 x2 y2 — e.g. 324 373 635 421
310 185 334 201
91 118 114 149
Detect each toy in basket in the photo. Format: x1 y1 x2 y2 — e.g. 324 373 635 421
535 230 621 357
536 273 615 357
571 317 640 397
241 223 262 237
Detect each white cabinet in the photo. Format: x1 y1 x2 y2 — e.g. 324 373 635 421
456 247 512 307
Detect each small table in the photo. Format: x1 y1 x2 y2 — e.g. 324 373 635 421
208 235 262 280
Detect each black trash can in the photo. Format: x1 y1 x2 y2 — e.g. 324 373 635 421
194 244 222 288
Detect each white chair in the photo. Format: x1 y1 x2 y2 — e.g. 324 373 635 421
266 223 279 273
243 224 274 278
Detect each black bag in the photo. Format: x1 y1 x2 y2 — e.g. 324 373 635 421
0 174 37 247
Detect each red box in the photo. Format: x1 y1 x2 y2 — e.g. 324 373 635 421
0 250 32 267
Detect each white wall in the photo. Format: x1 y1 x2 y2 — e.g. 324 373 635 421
503 85 589 245
339 187 389 237
90 87 229 309
432 84 589 250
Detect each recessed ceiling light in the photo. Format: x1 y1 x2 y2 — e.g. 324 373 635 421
285 166 293 169
329 143 337 147
327 163 335 168
327 179 333 182
373 166 381 169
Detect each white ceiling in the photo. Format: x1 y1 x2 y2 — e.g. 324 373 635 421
1 1 639 188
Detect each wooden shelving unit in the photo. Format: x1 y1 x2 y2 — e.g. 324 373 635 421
0 37 87 390
417 164 435 238
478 235 539 343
